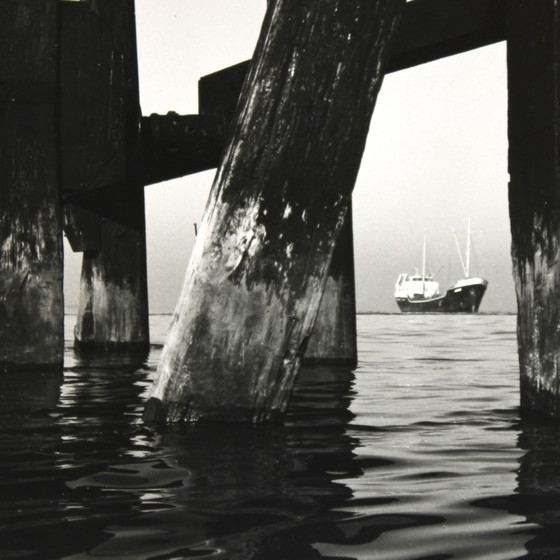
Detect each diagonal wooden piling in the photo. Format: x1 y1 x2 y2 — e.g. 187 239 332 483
507 0 560 418
0 1 64 371
144 0 404 423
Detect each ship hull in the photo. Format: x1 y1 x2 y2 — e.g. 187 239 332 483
395 281 487 313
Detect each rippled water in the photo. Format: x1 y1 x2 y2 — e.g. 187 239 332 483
1 313 560 559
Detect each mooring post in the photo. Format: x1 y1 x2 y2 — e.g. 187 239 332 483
72 189 150 352
144 0 403 423
60 0 149 352
304 204 357 367
507 0 560 418
0 1 64 371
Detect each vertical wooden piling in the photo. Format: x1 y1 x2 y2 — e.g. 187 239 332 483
304 204 357 367
73 189 149 352
0 1 63 371
145 0 403 423
60 0 149 352
507 0 560 417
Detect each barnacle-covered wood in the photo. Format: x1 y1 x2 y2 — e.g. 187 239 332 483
145 0 403 423
507 0 560 417
0 0 63 370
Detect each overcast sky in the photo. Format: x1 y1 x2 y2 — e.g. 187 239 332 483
64 1 515 314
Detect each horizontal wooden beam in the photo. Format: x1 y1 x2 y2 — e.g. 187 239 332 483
390 0 506 73
200 0 506 127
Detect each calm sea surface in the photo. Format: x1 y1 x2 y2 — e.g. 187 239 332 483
2 313 560 559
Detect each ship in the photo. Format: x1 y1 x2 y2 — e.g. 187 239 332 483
394 222 488 313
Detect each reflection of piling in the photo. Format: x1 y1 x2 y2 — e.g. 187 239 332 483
507 0 560 419
144 0 403 423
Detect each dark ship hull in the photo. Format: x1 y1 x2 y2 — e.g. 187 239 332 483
395 279 488 313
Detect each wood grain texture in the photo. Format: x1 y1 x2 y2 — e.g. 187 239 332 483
0 1 63 370
507 0 560 417
73 189 149 351
145 0 403 423
304 204 357 366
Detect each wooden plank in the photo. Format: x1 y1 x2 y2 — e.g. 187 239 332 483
199 0 506 131
389 0 506 72
0 1 63 370
507 0 560 418
144 0 403 423
138 113 223 185
59 0 139 193
0 0 58 104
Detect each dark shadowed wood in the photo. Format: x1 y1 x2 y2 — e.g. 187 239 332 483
507 0 560 418
74 189 149 352
198 0 506 130
304 205 357 367
144 0 403 423
390 0 505 72
62 0 150 352
59 0 139 194
201 67 358 366
138 113 224 185
0 0 63 370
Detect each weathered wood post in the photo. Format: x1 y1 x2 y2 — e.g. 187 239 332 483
507 0 560 418
199 65 358 368
60 0 149 352
0 1 64 371
145 0 403 423
304 204 357 367
71 192 150 352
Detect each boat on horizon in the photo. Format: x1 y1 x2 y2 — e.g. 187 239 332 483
394 222 488 313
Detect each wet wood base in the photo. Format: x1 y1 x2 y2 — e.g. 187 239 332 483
144 0 402 423
74 190 149 353
303 205 357 367
508 0 560 418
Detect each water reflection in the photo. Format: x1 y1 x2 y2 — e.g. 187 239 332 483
0 357 448 560
513 418 560 558
471 417 560 559
74 366 361 559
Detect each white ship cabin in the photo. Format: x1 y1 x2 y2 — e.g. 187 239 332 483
394 272 441 300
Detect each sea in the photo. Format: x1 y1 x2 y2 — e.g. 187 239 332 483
1 312 560 560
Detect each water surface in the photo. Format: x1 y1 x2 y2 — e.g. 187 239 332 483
1 313 558 559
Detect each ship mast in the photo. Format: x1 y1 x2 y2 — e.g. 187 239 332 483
465 218 471 278
422 229 427 296
453 220 471 278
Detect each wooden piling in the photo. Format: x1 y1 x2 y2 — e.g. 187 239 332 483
73 189 149 352
304 205 357 367
0 0 63 371
144 0 403 423
507 0 560 417
60 0 149 352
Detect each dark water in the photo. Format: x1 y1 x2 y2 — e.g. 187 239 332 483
2 313 560 559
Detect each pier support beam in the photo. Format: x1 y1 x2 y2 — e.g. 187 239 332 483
507 0 560 418
0 1 63 371
60 0 149 352
304 205 357 367
72 189 149 352
145 0 403 423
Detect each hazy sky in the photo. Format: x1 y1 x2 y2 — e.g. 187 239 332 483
64 1 515 314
